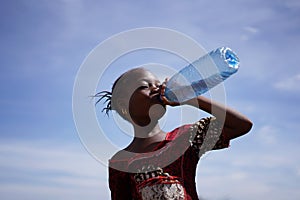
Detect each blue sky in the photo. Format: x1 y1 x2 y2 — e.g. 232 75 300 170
1 0 300 199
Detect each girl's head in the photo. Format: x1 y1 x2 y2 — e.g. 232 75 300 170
97 67 166 126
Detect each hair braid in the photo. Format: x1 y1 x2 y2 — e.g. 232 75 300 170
94 91 112 115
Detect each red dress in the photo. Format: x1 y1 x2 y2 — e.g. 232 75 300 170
109 117 230 200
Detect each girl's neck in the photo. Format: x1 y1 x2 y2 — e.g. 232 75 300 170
127 122 166 153
133 121 163 138
123 120 166 153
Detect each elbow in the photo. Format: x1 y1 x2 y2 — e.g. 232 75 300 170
239 119 253 136
224 115 253 140
224 118 253 140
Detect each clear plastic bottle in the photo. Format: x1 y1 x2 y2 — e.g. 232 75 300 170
164 47 240 103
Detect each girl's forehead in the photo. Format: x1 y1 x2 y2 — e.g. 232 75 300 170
113 68 160 97
125 68 159 82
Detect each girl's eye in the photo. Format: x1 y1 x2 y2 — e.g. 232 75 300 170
138 85 148 89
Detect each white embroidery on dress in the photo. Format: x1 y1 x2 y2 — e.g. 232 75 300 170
134 166 186 199
189 117 224 158
139 183 185 200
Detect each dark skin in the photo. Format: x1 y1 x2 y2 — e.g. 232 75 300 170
115 68 252 154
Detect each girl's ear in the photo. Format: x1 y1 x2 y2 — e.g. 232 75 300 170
116 98 131 120
116 98 128 112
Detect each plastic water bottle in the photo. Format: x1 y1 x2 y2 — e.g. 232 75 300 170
164 47 240 103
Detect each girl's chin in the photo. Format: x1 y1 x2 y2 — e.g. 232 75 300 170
149 104 166 120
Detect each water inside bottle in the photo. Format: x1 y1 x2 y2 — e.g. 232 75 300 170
223 47 239 69
164 47 240 103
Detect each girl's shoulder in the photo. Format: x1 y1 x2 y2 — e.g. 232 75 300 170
165 123 193 141
110 149 132 162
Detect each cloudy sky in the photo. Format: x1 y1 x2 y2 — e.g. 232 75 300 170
1 0 300 199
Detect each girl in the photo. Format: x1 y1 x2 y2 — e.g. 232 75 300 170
96 67 252 200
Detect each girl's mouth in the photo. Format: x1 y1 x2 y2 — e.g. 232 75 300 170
150 93 165 106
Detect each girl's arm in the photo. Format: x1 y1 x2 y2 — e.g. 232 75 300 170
183 96 253 140
109 167 133 200
160 80 252 140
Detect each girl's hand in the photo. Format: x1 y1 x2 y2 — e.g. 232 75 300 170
160 78 180 107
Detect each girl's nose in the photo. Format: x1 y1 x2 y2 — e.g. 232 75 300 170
150 84 160 93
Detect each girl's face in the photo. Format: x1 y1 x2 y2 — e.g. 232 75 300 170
118 68 166 126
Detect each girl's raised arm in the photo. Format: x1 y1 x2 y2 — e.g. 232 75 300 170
183 96 253 140
160 78 252 140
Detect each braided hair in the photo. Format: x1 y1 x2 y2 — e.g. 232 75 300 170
94 90 112 115
94 74 123 116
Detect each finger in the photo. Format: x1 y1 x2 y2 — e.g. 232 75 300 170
160 77 180 106
160 92 180 106
160 78 168 96
164 77 169 84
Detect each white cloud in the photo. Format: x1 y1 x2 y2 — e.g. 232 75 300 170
0 140 110 200
274 74 300 91
0 183 107 200
256 125 278 145
297 167 300 176
283 0 300 9
197 170 272 200
244 26 260 34
241 26 260 41
195 124 300 200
